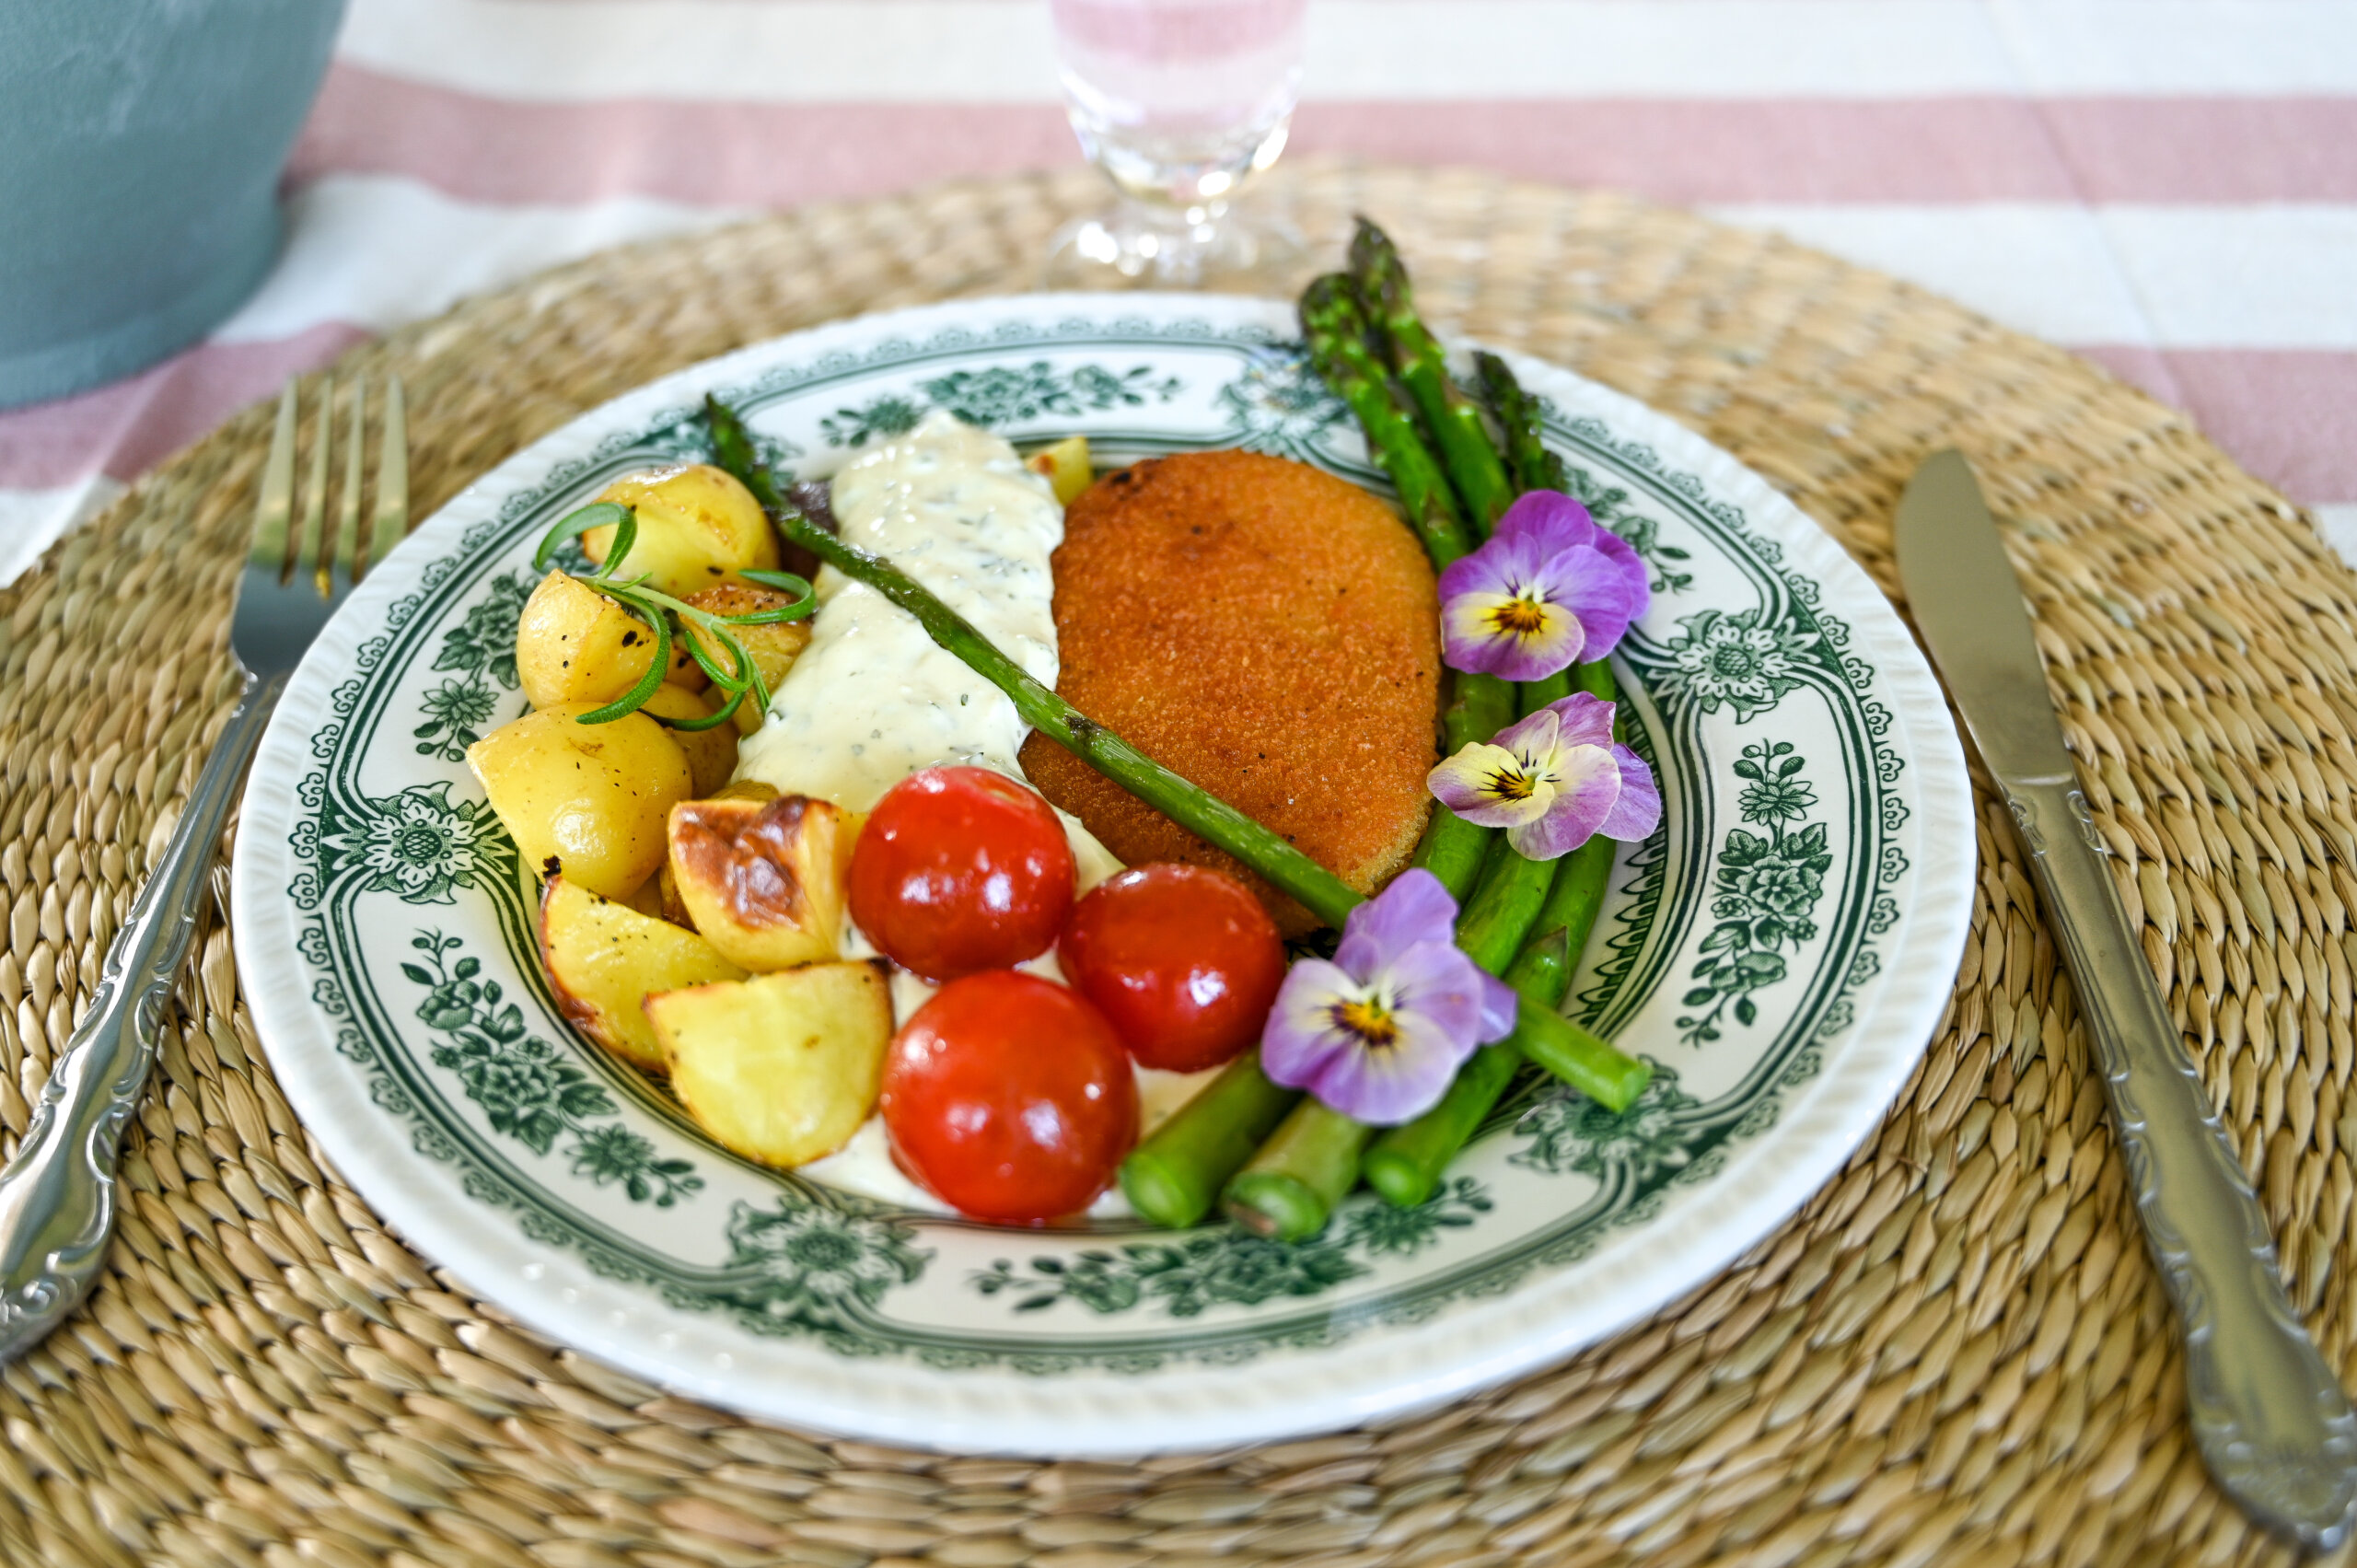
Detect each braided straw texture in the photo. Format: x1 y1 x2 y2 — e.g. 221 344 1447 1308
3 162 2353 1568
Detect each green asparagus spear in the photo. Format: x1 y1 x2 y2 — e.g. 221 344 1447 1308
1476 350 1571 496
1363 829 1617 1205
1299 274 1474 571
1408 667 1516 898
1454 836 1558 976
1120 1050 1300 1230
1517 668 1571 719
1364 658 1628 1205
1350 220 1515 534
1224 1099 1373 1242
1227 238 1643 1234
708 396 1362 929
1305 269 1514 900
1520 1007 1650 1109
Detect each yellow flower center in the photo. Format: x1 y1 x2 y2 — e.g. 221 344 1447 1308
1485 597 1550 636
1484 765 1537 801
1329 996 1400 1048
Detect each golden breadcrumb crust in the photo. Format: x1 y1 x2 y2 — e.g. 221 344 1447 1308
1018 449 1441 933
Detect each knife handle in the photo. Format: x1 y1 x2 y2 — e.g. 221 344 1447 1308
2004 777 2357 1549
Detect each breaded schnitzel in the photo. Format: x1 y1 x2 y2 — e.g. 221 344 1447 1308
1019 449 1441 933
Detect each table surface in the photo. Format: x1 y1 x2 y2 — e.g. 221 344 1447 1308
0 0 2351 584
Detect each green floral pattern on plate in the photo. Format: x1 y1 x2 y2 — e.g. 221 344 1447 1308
1678 740 1835 1045
970 1179 1492 1318
714 1198 930 1338
820 360 1184 447
1513 1065 1701 1183
404 931 702 1206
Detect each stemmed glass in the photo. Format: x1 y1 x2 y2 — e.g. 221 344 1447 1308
1043 0 1310 291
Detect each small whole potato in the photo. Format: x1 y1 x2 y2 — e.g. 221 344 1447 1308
467 704 692 901
516 571 703 710
636 682 740 796
680 583 814 733
586 464 780 599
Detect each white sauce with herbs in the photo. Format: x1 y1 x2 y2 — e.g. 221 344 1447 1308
738 410 1064 809
731 411 1162 1214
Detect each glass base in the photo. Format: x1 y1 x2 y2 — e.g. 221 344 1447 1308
1042 197 1310 296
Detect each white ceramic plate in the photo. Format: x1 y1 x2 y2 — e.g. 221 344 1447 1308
232 295 1972 1456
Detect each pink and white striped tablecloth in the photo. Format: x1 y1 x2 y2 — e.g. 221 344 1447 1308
4 0 2351 585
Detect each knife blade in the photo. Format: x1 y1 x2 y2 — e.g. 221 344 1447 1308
1894 448 2357 1551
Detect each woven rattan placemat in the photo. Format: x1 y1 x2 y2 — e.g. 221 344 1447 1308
5 161 2353 1568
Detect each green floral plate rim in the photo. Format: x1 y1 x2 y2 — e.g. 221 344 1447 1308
230 295 1974 1456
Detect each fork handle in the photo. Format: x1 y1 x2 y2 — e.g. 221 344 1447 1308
0 670 283 1361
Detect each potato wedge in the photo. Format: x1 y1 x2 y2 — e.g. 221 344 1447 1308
637 682 739 796
835 809 867 889
656 862 692 928
1025 434 1092 506
587 464 780 598
468 704 691 900
623 877 669 921
648 962 892 1168
679 584 814 734
667 794 849 970
540 877 746 1071
516 571 702 709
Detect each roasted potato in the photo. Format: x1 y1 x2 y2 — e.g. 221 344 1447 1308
666 794 850 970
637 682 739 796
647 961 893 1168
540 877 746 1071
656 862 691 928
515 570 704 710
586 464 779 598
1025 435 1092 506
468 704 691 901
679 584 814 734
623 877 669 921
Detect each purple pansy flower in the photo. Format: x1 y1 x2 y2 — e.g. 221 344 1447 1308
1260 870 1518 1125
1435 491 1650 681
1428 692 1662 860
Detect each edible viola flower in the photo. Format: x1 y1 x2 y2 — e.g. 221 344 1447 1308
1428 692 1662 860
1260 870 1517 1125
1436 491 1650 681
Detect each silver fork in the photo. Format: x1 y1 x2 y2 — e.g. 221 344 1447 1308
0 374 408 1361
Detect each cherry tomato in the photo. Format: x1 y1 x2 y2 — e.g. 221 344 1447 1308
849 765 1076 981
881 970 1138 1223
1058 864 1286 1072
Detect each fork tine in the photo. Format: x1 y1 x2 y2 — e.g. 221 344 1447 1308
250 381 298 578
296 373 333 598
368 375 408 569
333 377 366 591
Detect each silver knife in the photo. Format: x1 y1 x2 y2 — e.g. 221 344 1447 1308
1894 449 2357 1549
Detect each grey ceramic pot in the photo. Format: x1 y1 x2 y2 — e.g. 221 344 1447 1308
0 0 347 409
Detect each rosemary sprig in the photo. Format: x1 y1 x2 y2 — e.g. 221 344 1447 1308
533 501 815 731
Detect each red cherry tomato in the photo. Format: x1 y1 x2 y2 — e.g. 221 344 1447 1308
849 765 1076 981
1058 864 1286 1073
881 970 1138 1223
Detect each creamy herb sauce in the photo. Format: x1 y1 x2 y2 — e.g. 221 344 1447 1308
737 410 1063 810
735 408 1120 884
734 412 1165 1214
